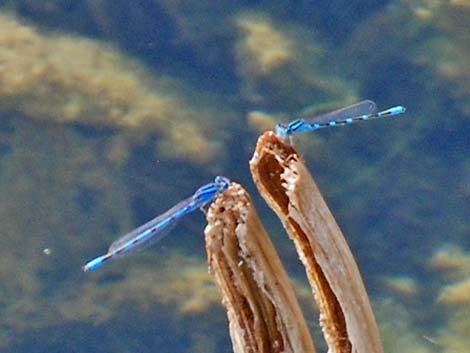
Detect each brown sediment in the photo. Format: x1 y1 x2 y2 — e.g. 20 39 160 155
205 183 316 353
0 14 224 164
429 245 470 305
233 12 356 112
249 131 383 353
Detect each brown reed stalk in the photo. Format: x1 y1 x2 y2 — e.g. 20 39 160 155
205 182 316 353
249 131 384 353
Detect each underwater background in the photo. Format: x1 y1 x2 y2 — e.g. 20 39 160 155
0 1 468 352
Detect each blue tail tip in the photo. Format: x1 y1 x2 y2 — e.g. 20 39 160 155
392 106 406 114
83 257 104 272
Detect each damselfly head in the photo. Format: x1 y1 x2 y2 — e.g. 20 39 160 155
274 123 288 137
214 176 231 191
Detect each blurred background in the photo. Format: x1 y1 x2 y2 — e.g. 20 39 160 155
0 1 468 352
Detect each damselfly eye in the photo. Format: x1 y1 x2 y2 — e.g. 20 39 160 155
215 176 230 190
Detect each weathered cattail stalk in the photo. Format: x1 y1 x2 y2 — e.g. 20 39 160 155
249 132 383 353
205 182 316 353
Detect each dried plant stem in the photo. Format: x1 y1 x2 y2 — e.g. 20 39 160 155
205 183 316 353
250 132 384 353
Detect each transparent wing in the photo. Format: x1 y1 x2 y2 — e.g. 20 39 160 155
306 100 377 124
108 219 178 257
108 195 199 256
